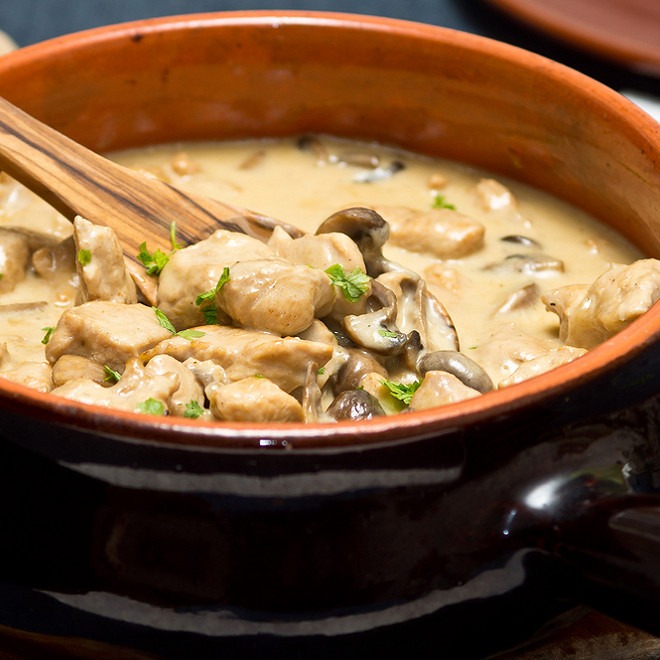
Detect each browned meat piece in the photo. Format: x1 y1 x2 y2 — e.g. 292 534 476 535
45 301 173 371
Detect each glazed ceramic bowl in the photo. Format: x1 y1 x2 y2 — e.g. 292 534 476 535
0 11 658 659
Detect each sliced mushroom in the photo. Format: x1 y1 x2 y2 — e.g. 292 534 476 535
326 389 385 421
377 271 459 353
342 280 407 355
301 361 323 423
500 234 541 249
332 348 388 393
418 350 494 393
484 253 564 276
496 283 539 314
297 135 330 163
316 207 392 277
352 160 406 183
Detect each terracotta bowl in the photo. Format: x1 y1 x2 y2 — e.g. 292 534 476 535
0 11 658 659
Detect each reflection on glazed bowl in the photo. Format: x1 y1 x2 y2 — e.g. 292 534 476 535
0 11 657 659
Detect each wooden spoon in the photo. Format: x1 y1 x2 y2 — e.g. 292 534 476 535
0 95 303 303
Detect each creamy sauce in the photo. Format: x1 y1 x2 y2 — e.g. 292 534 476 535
0 136 649 421
113 137 641 351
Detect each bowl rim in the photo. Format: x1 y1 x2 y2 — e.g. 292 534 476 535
0 9 659 451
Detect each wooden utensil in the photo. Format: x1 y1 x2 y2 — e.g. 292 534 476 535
0 95 303 303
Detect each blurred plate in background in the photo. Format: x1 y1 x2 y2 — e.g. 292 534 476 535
486 0 660 76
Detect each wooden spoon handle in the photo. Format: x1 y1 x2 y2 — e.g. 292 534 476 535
0 96 302 260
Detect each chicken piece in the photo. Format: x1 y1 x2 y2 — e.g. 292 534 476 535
0 228 30 294
142 325 333 393
475 178 517 212
542 259 660 349
45 301 173 371
32 238 76 283
297 319 338 345
375 205 484 258
209 376 304 422
409 371 481 410
182 357 228 398
0 361 52 392
269 226 366 273
499 346 587 387
144 354 207 418
216 258 335 336
73 216 138 304
50 357 178 415
470 324 563 385
269 227 371 320
157 229 274 330
0 175 73 247
51 354 108 387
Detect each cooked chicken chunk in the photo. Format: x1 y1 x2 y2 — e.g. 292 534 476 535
269 227 371 319
157 229 274 330
73 216 138 304
0 228 30 294
409 371 481 410
52 354 108 387
45 301 173 371
144 354 206 417
498 345 587 387
0 174 73 246
269 226 366 273
470 324 566 386
50 357 179 414
142 325 334 393
542 259 660 349
209 376 304 422
376 205 484 258
216 258 335 336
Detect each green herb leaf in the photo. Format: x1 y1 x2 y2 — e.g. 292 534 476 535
153 306 176 333
325 264 370 302
77 249 92 266
378 329 399 338
103 365 121 383
137 398 165 415
169 222 183 251
41 326 55 345
195 267 231 306
137 242 170 276
183 400 204 419
176 328 206 340
432 194 456 210
201 306 218 325
380 379 421 406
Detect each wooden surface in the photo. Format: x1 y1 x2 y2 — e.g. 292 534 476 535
0 610 656 658
498 610 660 659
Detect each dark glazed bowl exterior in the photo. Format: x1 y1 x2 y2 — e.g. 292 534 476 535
0 11 657 659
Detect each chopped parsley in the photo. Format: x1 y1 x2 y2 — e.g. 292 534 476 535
432 194 456 210
195 267 231 306
77 249 92 266
176 328 206 340
183 400 205 419
381 379 421 406
153 306 176 333
169 221 183 251
103 365 121 383
138 243 171 275
153 306 205 340
137 398 165 416
137 222 183 276
325 264 370 302
41 326 55 345
378 329 399 338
